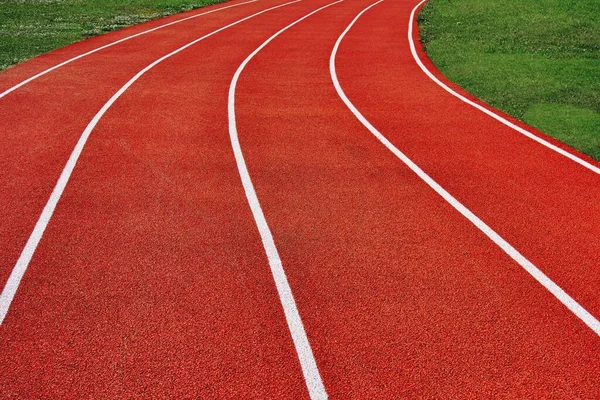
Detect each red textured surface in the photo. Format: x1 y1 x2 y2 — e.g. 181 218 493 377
233 0 600 397
0 0 322 397
336 0 600 316
0 0 277 286
1 0 599 398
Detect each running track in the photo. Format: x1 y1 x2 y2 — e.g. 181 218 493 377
0 0 599 397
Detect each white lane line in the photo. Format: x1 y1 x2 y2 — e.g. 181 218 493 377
408 0 600 175
0 0 301 326
330 0 600 336
0 0 258 100
228 1 343 398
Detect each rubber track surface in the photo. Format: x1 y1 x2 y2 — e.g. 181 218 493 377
0 0 598 398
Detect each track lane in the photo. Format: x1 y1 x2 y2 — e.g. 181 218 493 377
0 0 291 302
335 0 600 319
331 0 598 335
232 0 600 397
228 2 347 397
0 1 338 397
0 0 301 326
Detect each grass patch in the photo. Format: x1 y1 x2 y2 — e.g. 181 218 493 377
0 0 227 71
418 0 600 161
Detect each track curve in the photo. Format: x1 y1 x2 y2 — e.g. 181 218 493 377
1 0 598 398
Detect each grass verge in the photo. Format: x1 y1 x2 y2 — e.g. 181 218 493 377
0 0 227 72
418 0 600 161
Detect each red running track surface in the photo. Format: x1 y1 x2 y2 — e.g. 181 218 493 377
0 0 280 286
0 0 599 398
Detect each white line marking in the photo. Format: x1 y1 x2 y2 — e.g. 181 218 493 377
330 0 600 336
0 0 301 326
0 0 258 100
408 0 600 175
228 1 344 398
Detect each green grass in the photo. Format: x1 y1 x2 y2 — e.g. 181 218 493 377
0 0 227 71
418 0 600 161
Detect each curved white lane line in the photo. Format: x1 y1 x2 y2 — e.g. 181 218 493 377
408 0 600 175
0 0 301 326
0 0 258 100
330 0 600 336
228 1 344 398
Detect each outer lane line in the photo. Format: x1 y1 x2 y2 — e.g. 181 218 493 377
330 0 600 336
0 0 301 326
0 0 258 100
228 1 344 398
408 0 600 175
